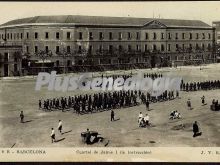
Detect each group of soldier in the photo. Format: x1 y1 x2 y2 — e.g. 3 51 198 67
180 80 220 91
39 89 179 114
100 74 132 81
211 99 220 111
143 73 163 79
39 90 140 113
99 72 163 81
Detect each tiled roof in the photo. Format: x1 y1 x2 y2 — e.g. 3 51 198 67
0 15 211 28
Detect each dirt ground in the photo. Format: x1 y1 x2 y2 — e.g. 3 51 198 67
0 64 220 147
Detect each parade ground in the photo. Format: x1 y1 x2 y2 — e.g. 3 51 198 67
0 63 220 147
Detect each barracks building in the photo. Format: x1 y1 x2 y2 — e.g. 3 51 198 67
0 15 216 76
213 21 220 44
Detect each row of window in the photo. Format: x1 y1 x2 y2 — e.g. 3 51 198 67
31 43 212 54
0 32 69 40
86 32 211 40
0 31 212 41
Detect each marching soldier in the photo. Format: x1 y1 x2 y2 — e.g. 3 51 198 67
176 90 179 98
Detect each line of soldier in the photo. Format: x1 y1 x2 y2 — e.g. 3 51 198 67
98 73 163 81
39 90 139 113
143 73 163 79
39 89 179 114
100 74 132 81
180 80 220 91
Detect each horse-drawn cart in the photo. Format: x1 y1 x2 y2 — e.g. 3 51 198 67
81 131 99 144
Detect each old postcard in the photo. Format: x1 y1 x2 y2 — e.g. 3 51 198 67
0 1 220 162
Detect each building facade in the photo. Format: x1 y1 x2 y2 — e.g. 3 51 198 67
213 21 220 44
0 15 216 76
0 45 22 77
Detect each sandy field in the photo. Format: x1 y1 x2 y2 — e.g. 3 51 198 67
0 64 220 147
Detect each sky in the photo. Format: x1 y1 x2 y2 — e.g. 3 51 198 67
0 1 220 25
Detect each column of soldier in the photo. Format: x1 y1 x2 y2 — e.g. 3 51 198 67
39 89 179 114
180 80 220 91
100 72 163 80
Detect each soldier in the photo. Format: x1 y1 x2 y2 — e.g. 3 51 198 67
88 95 92 113
201 96 205 105
193 82 197 91
49 100 53 110
138 112 143 126
82 98 86 113
140 93 146 104
182 83 186 91
147 92 151 102
39 100 42 109
120 95 124 107
168 91 171 100
176 90 179 98
20 111 24 123
171 91 174 99
193 121 200 137
197 82 200 90
146 99 150 111
53 98 56 108
111 110 115 121
58 120 63 134
144 114 150 126
187 99 191 110
189 83 193 91
51 128 56 143
186 83 189 92
212 99 216 105
132 94 137 106
85 128 91 144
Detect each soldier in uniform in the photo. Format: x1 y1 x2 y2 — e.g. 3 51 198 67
176 90 179 98
193 121 201 137
201 96 205 105
187 99 191 110
146 99 150 111
186 83 189 92
51 128 56 143
138 112 143 127
111 110 115 121
144 114 150 126
182 83 186 91
20 111 24 123
58 120 63 134
39 100 42 109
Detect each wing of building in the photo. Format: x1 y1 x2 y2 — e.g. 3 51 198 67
0 15 216 76
213 21 220 44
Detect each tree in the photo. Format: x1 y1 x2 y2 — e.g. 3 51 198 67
56 48 72 74
35 50 53 72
